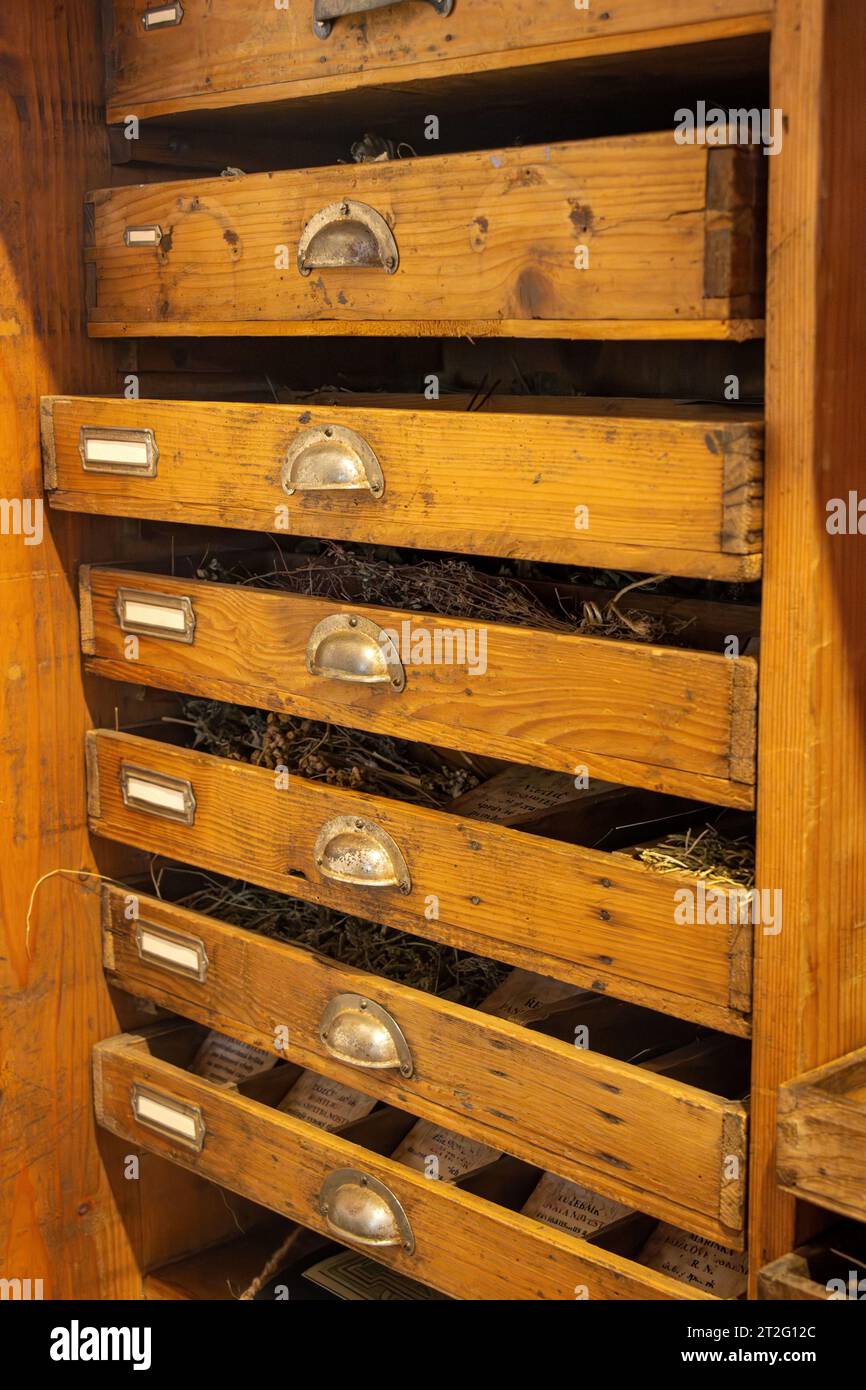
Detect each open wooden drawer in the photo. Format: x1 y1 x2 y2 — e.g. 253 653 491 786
776 1045 866 1223
91 880 748 1243
106 1 772 126
42 394 763 581
80 564 758 807
84 135 765 337
85 728 753 1034
92 1021 738 1297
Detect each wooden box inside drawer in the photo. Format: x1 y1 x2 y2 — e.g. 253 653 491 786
90 879 748 1243
92 1020 730 1299
757 1222 866 1301
106 1 772 124
85 135 765 337
80 564 758 807
777 1045 866 1223
85 727 753 1034
43 394 763 581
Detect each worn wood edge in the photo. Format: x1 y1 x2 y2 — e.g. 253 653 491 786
757 1252 828 1301
778 1043 866 1095
104 13 773 125
729 658 758 784
720 425 764 555
727 918 754 1016
78 564 97 655
85 319 767 342
84 728 102 820
719 1107 749 1232
39 397 59 490
44 491 765 583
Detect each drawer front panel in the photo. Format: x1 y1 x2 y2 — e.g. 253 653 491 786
86 137 764 334
93 1028 718 1299
44 396 763 580
108 1 772 122
86 730 752 1033
96 885 746 1241
82 568 757 807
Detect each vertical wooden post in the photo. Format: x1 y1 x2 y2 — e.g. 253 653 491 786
750 0 866 1290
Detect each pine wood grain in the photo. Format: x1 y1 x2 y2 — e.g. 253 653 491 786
748 0 866 1292
0 0 143 1302
82 567 758 806
87 731 752 1033
776 1047 866 1224
97 886 747 1242
44 394 763 579
106 2 772 124
85 135 765 332
93 1026 719 1300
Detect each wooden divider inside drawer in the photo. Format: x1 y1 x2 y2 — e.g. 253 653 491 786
106 0 773 125
777 1046 866 1223
91 882 747 1243
92 1023 722 1299
85 730 752 1034
43 395 763 581
85 135 764 337
80 567 757 807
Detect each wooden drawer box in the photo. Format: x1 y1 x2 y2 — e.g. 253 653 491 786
85 728 752 1035
757 1223 866 1300
80 566 758 806
92 1021 730 1297
43 395 763 581
107 1 772 125
776 1046 866 1224
85 136 765 338
92 882 748 1242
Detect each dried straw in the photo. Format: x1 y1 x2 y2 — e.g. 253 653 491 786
194 544 671 644
636 825 755 890
167 869 507 1006
167 699 482 807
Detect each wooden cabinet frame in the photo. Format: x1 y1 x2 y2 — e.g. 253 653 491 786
1 0 864 1299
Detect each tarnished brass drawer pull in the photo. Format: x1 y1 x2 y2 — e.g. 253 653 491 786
306 613 405 690
313 0 452 41
297 200 398 275
131 1083 204 1151
318 1169 415 1252
319 994 413 1077
313 815 412 893
282 424 384 497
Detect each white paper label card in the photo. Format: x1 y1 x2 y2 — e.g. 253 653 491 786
522 1172 635 1238
190 1031 278 1084
391 1120 501 1182
639 1223 748 1298
278 1071 377 1131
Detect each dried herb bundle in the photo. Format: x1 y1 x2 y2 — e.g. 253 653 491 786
636 825 755 890
168 698 482 807
194 544 670 643
163 869 507 1006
